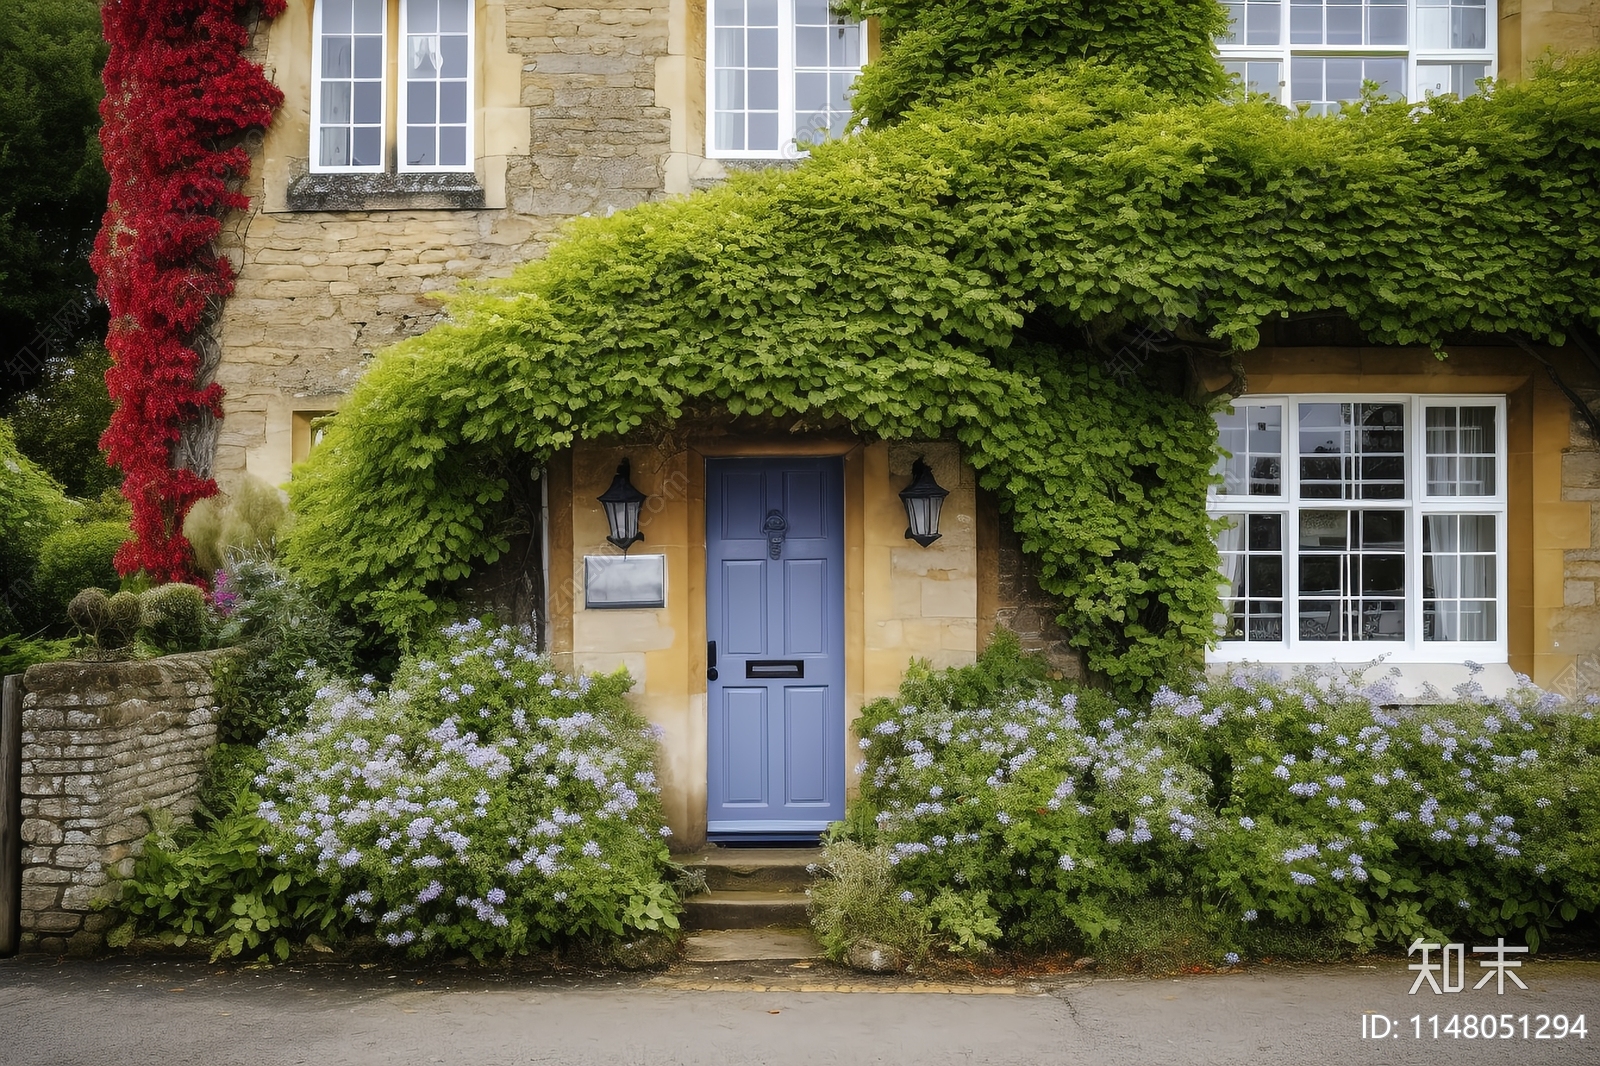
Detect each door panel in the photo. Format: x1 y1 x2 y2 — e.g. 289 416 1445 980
783 559 827 655
784 687 829 805
721 687 768 804
721 560 766 654
706 456 845 837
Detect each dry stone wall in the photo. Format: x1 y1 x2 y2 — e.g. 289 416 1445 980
17 652 225 955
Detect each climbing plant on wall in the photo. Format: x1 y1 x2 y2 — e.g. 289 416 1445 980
94 0 283 583
284 57 1600 693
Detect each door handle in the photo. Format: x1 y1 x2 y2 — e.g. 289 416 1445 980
707 640 718 681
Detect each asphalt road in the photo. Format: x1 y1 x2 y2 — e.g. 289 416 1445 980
1 954 1596 1065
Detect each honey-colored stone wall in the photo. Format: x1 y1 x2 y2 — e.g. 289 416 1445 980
1501 0 1600 81
1547 351 1600 696
215 0 734 491
547 436 978 847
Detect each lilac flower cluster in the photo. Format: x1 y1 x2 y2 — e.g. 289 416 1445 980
855 649 1596 954
256 620 676 955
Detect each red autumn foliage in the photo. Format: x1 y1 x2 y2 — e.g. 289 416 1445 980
93 0 285 583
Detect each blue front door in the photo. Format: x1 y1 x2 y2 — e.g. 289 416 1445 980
706 457 846 838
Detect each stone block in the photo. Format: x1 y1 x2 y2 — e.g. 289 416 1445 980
60 884 110 911
30 910 85 934
67 931 103 957
81 911 117 934
21 818 64 846
21 885 63 912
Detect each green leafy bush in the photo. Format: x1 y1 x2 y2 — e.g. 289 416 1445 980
120 621 679 960
0 418 73 626
0 632 76 674
847 638 1600 962
807 840 930 963
285 57 1600 694
112 783 349 962
33 519 128 622
208 554 358 745
4 346 118 499
843 0 1228 125
250 619 678 957
138 582 211 653
67 586 141 651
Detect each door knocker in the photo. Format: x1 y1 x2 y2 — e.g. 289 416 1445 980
763 509 788 559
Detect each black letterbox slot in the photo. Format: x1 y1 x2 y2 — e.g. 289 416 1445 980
746 659 805 679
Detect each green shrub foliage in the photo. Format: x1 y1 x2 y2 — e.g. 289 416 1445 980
68 586 141 650
34 519 128 622
807 839 932 962
139 582 211 653
4 346 118 498
208 554 359 745
121 621 678 959
113 777 350 962
286 58 1600 692
850 637 1600 959
0 418 73 624
0 632 76 673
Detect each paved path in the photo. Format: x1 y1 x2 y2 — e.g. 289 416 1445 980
1 954 1596 1065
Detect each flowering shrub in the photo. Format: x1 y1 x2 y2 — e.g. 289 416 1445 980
254 620 678 956
851 635 1600 960
208 554 358 745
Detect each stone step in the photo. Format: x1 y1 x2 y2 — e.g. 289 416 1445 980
682 929 823 962
683 890 810 931
680 846 823 892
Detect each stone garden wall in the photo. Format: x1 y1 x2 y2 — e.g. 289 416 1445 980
17 651 225 955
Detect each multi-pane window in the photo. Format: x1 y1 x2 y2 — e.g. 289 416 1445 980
401 0 472 170
1417 61 1489 98
1290 0 1408 45
1223 60 1284 100
709 0 866 158
314 0 387 170
1417 0 1487 48
1209 396 1506 661
311 0 475 174
1292 57 1406 114
1222 2 1284 45
1216 0 1496 111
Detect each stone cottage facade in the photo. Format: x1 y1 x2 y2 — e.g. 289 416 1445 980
207 0 1600 846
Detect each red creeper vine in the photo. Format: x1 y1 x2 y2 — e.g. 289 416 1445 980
93 0 284 583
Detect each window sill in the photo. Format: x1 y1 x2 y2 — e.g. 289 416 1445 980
1204 659 1517 701
284 172 487 212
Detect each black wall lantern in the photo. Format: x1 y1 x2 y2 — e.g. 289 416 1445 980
899 457 949 547
598 459 647 552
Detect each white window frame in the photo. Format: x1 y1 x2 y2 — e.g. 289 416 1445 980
1207 394 1509 665
397 0 476 174
310 0 389 175
1216 0 1496 107
705 1 868 160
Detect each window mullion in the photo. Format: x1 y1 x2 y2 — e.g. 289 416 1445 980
1286 398 1300 655
1407 394 1422 654
779 6 795 152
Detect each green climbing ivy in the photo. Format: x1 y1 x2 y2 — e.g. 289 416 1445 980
284 51 1600 694
842 0 1230 125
